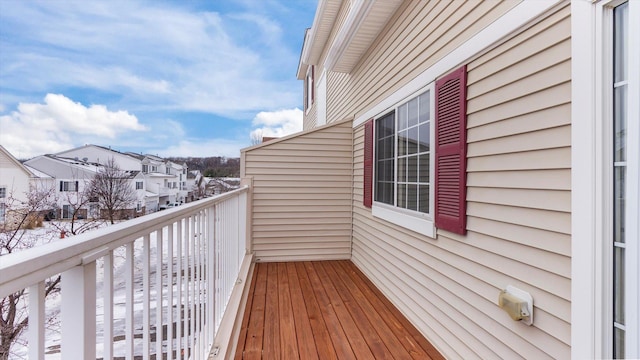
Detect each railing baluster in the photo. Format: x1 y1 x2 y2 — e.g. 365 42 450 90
28 281 45 360
0 187 249 360
167 224 174 360
61 262 96 360
176 219 183 360
156 229 163 359
183 217 189 360
199 210 205 357
207 206 215 348
214 203 221 330
104 250 114 360
194 211 201 359
143 234 150 360
125 242 134 359
190 215 196 359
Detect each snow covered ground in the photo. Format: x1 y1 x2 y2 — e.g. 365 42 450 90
7 221 203 359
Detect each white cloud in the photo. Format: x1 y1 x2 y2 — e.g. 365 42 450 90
250 108 303 141
0 1 303 118
0 94 147 159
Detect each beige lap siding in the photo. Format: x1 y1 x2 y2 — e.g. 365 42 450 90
351 3 571 360
242 119 354 262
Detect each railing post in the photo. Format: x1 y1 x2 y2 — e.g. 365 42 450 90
28 281 45 360
241 178 253 255
61 263 96 360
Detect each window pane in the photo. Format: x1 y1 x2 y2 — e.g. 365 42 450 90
397 183 406 209
614 246 625 324
407 184 418 211
614 326 625 359
614 166 626 243
408 98 419 127
419 185 429 214
398 130 408 156
419 91 430 121
385 136 394 159
614 3 628 83
408 126 419 155
614 85 627 162
408 156 418 182
419 154 430 183
375 112 395 206
398 103 408 130
419 122 430 153
398 157 406 182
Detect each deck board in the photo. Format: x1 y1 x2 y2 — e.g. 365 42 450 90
235 261 444 360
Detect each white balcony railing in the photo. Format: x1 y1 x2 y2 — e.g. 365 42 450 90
0 186 250 360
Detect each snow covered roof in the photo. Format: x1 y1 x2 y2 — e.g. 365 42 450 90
23 165 53 178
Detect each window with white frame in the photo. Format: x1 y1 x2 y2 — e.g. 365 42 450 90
142 164 148 173
305 65 314 112
136 181 143 190
612 2 629 358
375 88 433 215
59 181 78 192
0 187 6 198
0 203 6 222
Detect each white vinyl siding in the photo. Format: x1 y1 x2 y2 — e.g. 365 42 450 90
242 119 353 262
351 3 571 359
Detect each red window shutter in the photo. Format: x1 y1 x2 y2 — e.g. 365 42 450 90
363 119 374 208
435 66 467 235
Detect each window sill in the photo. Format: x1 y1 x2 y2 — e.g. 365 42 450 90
372 203 435 238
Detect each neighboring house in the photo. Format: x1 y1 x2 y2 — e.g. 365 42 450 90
56 144 141 171
204 177 241 196
240 1 639 359
186 169 205 201
24 155 145 220
0 145 54 224
54 145 190 211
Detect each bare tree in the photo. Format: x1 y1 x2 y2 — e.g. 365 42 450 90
0 184 60 360
87 157 137 224
250 129 263 146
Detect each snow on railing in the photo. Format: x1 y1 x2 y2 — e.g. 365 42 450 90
0 186 249 360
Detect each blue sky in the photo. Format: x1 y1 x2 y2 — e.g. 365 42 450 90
0 0 316 159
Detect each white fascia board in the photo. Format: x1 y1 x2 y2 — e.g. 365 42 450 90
353 0 563 127
302 0 328 65
297 29 311 80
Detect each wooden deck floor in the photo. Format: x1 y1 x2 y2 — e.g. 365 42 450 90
234 260 444 359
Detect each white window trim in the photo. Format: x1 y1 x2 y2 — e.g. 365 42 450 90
305 65 314 115
372 84 435 239
572 1 639 358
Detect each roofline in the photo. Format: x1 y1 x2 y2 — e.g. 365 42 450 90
240 116 353 153
0 145 37 178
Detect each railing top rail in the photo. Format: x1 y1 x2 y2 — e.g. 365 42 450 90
0 186 248 298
